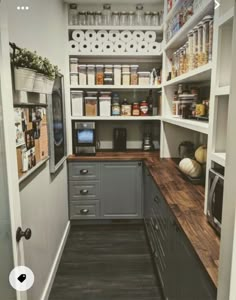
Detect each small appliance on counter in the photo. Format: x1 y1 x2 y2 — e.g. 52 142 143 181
113 128 127 151
72 121 96 155
142 133 154 151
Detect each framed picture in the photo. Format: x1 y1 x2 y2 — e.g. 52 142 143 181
47 74 67 173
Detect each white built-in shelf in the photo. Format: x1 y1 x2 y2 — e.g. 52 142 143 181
211 152 226 167
165 0 214 50
163 117 209 134
71 116 162 121
217 7 234 27
164 63 212 86
19 157 49 185
69 52 162 59
68 25 163 33
70 85 162 90
215 86 230 96
65 0 162 4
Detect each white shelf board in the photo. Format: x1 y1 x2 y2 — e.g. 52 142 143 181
164 63 212 86
70 85 162 90
65 0 163 3
68 25 163 33
211 152 226 167
69 52 162 59
19 157 49 184
165 0 214 50
217 7 234 27
71 116 162 121
163 117 209 134
215 86 230 96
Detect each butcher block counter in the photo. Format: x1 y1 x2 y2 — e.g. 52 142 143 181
67 151 220 287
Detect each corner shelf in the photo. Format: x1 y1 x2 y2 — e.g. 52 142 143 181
164 63 212 86
163 117 209 134
71 116 162 121
217 7 234 27
211 152 226 167
70 85 162 90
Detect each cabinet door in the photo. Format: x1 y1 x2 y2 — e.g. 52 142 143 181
101 162 142 218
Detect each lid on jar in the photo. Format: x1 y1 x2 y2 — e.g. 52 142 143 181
96 64 104 68
122 72 131 74
80 11 86 14
104 78 113 81
121 11 127 14
70 57 79 61
122 65 130 68
104 71 113 74
144 11 151 15
87 64 95 68
131 65 139 68
188 30 194 36
197 21 204 27
136 4 143 10
70 72 79 75
78 64 86 68
84 97 98 100
138 71 150 75
193 26 198 32
99 96 112 100
133 102 139 105
100 91 112 95
112 11 119 15
203 15 213 22
71 91 83 94
69 4 77 9
103 4 111 9
86 91 98 95
152 11 158 15
105 65 113 68
114 65 122 68
129 11 134 14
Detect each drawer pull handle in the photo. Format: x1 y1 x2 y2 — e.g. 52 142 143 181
80 189 88 195
80 209 89 215
80 169 88 175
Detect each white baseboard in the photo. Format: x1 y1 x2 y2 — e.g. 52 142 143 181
40 221 71 300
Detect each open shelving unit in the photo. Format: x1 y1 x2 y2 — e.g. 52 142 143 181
163 117 209 135
70 85 162 90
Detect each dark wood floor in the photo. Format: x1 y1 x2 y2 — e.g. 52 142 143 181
49 224 163 300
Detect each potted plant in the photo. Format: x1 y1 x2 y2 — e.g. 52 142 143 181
42 59 59 94
12 49 37 92
32 54 47 93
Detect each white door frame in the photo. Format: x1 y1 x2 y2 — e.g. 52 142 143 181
0 1 27 299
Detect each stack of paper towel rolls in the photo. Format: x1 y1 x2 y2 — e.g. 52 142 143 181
69 30 162 54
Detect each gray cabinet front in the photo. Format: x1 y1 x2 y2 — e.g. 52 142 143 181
101 162 143 218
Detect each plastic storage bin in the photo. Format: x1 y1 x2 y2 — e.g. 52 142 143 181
96 65 104 85
87 65 95 85
114 65 121 85
70 73 78 86
99 96 111 116
78 65 87 85
84 97 98 116
71 91 84 117
138 72 150 85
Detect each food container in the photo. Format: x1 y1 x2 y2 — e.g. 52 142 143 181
84 97 98 116
99 96 111 116
121 103 132 116
132 102 140 116
138 72 150 85
87 65 95 85
105 65 113 73
197 22 204 67
130 65 139 85
70 58 79 73
104 78 113 85
209 17 214 62
112 94 120 116
122 65 130 73
70 73 78 86
196 104 206 116
71 91 83 117
140 100 149 116
104 72 113 80
193 26 199 69
100 91 112 97
96 65 104 85
202 16 212 64
78 65 87 85
188 30 194 71
122 72 130 85
114 65 121 85
86 91 98 97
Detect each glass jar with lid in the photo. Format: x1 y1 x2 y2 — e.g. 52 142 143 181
87 11 95 26
112 11 120 26
202 15 213 64
197 21 204 67
68 4 78 25
95 11 102 25
120 11 128 26
144 12 152 26
102 4 112 25
132 103 140 116
112 94 121 116
135 4 144 26
185 42 189 73
127 11 135 26
172 52 177 79
79 11 86 26
151 12 159 26
193 26 199 69
179 47 185 75
187 30 194 71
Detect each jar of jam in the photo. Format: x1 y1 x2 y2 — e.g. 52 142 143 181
140 100 148 116
132 102 140 116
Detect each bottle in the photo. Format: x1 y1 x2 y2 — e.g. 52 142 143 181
112 93 120 116
147 90 154 116
68 4 78 25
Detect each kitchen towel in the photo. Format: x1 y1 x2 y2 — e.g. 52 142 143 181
125 41 138 53
148 42 161 53
108 30 120 42
102 41 114 53
69 40 79 53
72 30 85 42
137 41 149 53
85 30 97 42
133 31 145 42
91 41 102 53
144 31 157 43
97 30 109 42
120 31 133 43
79 41 91 53
114 41 126 53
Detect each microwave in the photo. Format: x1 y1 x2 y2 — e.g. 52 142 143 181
207 168 224 235
72 121 96 156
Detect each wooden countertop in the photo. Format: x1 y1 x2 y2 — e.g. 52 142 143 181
67 151 220 287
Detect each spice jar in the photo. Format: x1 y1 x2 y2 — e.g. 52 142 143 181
121 99 131 116
96 65 104 85
132 102 140 116
140 100 149 116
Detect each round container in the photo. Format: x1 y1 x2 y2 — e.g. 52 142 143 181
87 11 95 25
114 65 121 85
79 11 86 26
78 65 87 85
132 102 140 116
135 4 144 26
87 64 95 85
140 100 149 116
103 4 111 25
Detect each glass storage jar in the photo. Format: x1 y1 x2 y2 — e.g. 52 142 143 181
78 65 87 85
151 12 159 26
114 65 122 85
140 100 149 116
70 58 79 73
144 12 152 26
79 11 86 26
112 11 120 26
70 73 78 86
121 99 131 116
68 4 78 25
103 4 112 25
130 65 139 85
112 94 121 116
202 15 212 64
132 102 140 116
96 65 104 85
95 11 103 25
209 17 214 62
120 11 128 26
135 4 144 26
197 21 204 67
84 97 98 116
122 72 131 85
193 26 199 69
187 30 194 71
87 65 95 85
127 11 135 26
87 11 95 25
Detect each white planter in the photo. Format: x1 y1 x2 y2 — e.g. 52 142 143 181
33 73 46 93
45 77 55 94
14 67 36 92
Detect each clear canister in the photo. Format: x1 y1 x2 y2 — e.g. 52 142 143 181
187 30 194 71
172 52 177 79
151 12 159 26
193 26 199 69
127 11 135 26
70 73 78 86
179 47 185 75
87 65 95 85
135 4 144 26
87 11 95 26
95 11 102 25
84 97 98 116
122 65 130 73
112 11 120 26
68 4 78 25
79 11 86 26
78 65 87 85
114 65 121 85
70 58 78 73
185 42 189 73
144 12 152 26
209 18 214 62
130 65 139 85
122 72 131 85
96 65 104 85
197 21 204 67
120 11 128 26
102 4 112 25
202 15 212 64
175 50 180 77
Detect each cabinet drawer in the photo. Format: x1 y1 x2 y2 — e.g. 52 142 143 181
69 181 101 200
70 201 100 219
68 162 100 181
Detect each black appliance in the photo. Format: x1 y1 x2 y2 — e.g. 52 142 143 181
72 121 96 155
113 128 127 151
207 168 224 235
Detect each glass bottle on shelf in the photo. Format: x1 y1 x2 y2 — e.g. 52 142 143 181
144 12 152 26
79 11 87 26
151 12 159 26
193 26 199 69
202 15 211 65
95 11 103 26
187 30 194 71
120 11 128 26
87 11 95 26
127 11 135 26
185 41 189 73
103 4 112 25
197 21 204 67
159 10 163 25
68 4 78 25
135 4 144 26
112 11 120 26
172 51 177 79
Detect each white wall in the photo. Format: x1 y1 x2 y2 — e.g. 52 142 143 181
7 1 69 299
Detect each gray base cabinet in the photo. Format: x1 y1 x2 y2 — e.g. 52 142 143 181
68 161 143 220
144 166 217 300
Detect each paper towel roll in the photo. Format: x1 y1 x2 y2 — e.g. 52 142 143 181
85 30 97 42
79 42 91 53
120 31 133 43
97 30 109 42
108 30 120 42
144 31 157 43
137 42 149 53
148 42 161 53
133 31 145 42
72 30 85 42
125 41 138 53
114 41 126 53
102 41 114 53
91 41 102 53
69 41 79 53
